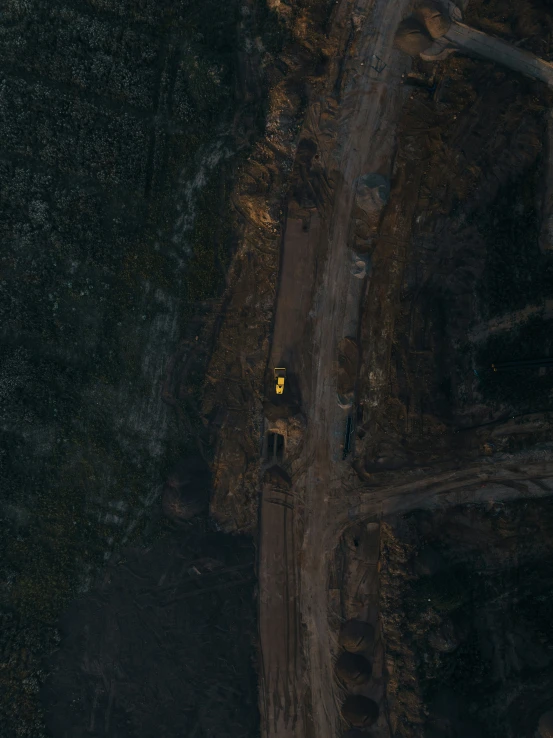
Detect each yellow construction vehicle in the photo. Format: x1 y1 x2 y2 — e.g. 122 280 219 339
274 367 286 395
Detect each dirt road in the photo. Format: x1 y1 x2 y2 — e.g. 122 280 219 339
259 0 412 735
297 0 414 733
258 478 302 738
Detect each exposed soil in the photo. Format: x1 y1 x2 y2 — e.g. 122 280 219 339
252 0 553 736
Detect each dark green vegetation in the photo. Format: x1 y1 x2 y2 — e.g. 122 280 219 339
409 566 471 615
0 0 281 734
383 502 553 738
477 314 553 411
473 158 553 411
465 0 553 57
476 162 553 320
42 529 258 738
382 6 552 435
458 0 553 412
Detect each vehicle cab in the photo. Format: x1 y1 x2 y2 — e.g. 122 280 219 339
274 367 286 395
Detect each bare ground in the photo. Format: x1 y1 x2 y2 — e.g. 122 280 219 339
253 2 553 738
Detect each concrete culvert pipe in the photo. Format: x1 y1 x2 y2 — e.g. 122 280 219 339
341 695 379 728
538 710 553 738
335 652 372 686
394 17 434 56
415 1 451 39
339 619 375 653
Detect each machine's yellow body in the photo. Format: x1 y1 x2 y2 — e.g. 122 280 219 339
274 368 286 395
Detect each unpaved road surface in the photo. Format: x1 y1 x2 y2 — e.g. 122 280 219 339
259 479 302 737
259 0 412 736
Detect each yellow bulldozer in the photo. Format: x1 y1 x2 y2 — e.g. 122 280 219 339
274 367 286 395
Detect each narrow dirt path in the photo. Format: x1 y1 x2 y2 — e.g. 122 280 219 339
467 301 553 343
344 455 553 530
445 21 553 87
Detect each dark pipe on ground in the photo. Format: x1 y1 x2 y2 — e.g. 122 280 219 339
492 358 553 370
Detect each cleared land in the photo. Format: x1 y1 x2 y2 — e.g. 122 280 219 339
257 2 553 738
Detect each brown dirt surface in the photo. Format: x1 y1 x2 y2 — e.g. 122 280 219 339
8 0 553 737
204 0 340 534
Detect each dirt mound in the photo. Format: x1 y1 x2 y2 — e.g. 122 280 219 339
263 400 301 422
339 619 375 652
337 337 359 399
341 695 379 728
415 1 451 38
394 18 434 56
335 652 372 685
161 457 210 524
539 710 553 738
356 174 390 214
262 465 292 489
